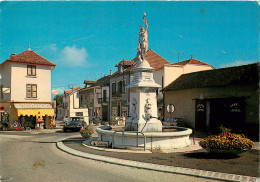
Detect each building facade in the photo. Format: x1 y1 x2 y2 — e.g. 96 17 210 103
78 84 101 124
62 87 89 124
0 48 56 129
163 63 259 140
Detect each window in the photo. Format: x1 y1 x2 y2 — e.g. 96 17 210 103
117 102 121 116
26 84 37 98
117 81 123 94
122 79 126 94
103 90 107 102
27 65 36 76
112 82 116 96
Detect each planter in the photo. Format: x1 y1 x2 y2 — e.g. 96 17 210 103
204 148 249 155
81 133 92 139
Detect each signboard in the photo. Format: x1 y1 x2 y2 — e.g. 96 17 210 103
2 88 10 94
229 102 242 113
75 112 83 116
0 106 4 112
52 90 58 95
167 104 175 113
91 140 109 147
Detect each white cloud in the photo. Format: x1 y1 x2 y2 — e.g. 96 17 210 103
56 45 89 67
49 44 57 52
219 60 259 68
56 87 66 95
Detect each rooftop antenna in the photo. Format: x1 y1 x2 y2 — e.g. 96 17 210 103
172 51 184 63
28 43 31 50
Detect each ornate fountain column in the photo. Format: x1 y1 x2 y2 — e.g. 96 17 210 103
125 13 162 132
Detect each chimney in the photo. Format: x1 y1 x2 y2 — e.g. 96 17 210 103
11 53 15 56
110 70 112 75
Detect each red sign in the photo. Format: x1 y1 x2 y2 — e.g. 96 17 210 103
0 106 4 111
38 112 40 114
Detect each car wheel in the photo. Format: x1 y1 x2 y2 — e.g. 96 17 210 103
64 129 67 133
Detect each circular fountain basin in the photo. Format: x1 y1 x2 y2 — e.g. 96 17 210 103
96 126 192 150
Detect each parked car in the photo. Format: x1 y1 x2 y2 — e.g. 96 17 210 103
63 117 85 132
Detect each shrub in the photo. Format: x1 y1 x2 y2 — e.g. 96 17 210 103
199 132 255 150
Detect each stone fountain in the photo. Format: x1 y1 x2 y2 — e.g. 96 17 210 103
95 13 192 150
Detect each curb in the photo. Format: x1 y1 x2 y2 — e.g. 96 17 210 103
56 141 259 182
0 128 62 134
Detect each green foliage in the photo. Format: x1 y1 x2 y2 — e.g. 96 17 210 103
54 94 63 106
219 125 232 133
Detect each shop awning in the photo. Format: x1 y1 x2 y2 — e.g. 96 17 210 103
17 109 54 117
14 103 54 117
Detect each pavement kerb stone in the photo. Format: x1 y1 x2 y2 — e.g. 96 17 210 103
56 139 260 182
0 128 62 134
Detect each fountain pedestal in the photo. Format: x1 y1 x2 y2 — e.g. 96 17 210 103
125 56 162 132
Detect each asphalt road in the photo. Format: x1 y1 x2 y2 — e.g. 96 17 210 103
0 132 220 182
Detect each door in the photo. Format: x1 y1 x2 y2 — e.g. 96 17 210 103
195 99 207 130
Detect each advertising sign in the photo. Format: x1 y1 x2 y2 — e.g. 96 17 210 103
52 90 58 95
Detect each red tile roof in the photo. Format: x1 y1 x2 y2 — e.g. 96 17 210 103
172 56 212 67
116 60 134 66
124 49 171 72
3 49 56 67
163 63 258 91
64 87 82 94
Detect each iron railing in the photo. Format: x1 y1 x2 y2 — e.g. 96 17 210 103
112 130 146 151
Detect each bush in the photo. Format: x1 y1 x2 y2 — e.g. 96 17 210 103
199 132 255 150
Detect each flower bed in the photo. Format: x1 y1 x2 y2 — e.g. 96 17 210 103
80 125 95 138
199 132 255 151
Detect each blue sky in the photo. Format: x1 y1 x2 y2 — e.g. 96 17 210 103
0 1 259 95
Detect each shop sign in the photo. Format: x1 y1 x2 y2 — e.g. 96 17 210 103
2 88 10 94
91 141 109 147
196 104 205 112
52 90 58 95
76 112 83 116
0 106 4 112
229 102 242 113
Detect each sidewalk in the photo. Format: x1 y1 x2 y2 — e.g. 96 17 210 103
0 128 63 135
57 135 259 182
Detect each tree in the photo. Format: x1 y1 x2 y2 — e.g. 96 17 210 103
53 94 63 106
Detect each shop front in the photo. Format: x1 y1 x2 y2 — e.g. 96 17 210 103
0 102 55 130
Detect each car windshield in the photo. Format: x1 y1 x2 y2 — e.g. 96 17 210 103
67 121 83 124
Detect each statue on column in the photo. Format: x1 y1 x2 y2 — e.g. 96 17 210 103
138 12 149 60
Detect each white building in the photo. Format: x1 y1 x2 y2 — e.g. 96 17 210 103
0 47 56 129
62 87 89 124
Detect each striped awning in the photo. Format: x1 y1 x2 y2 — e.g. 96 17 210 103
14 103 54 117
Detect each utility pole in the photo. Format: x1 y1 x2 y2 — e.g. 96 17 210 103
172 51 184 63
